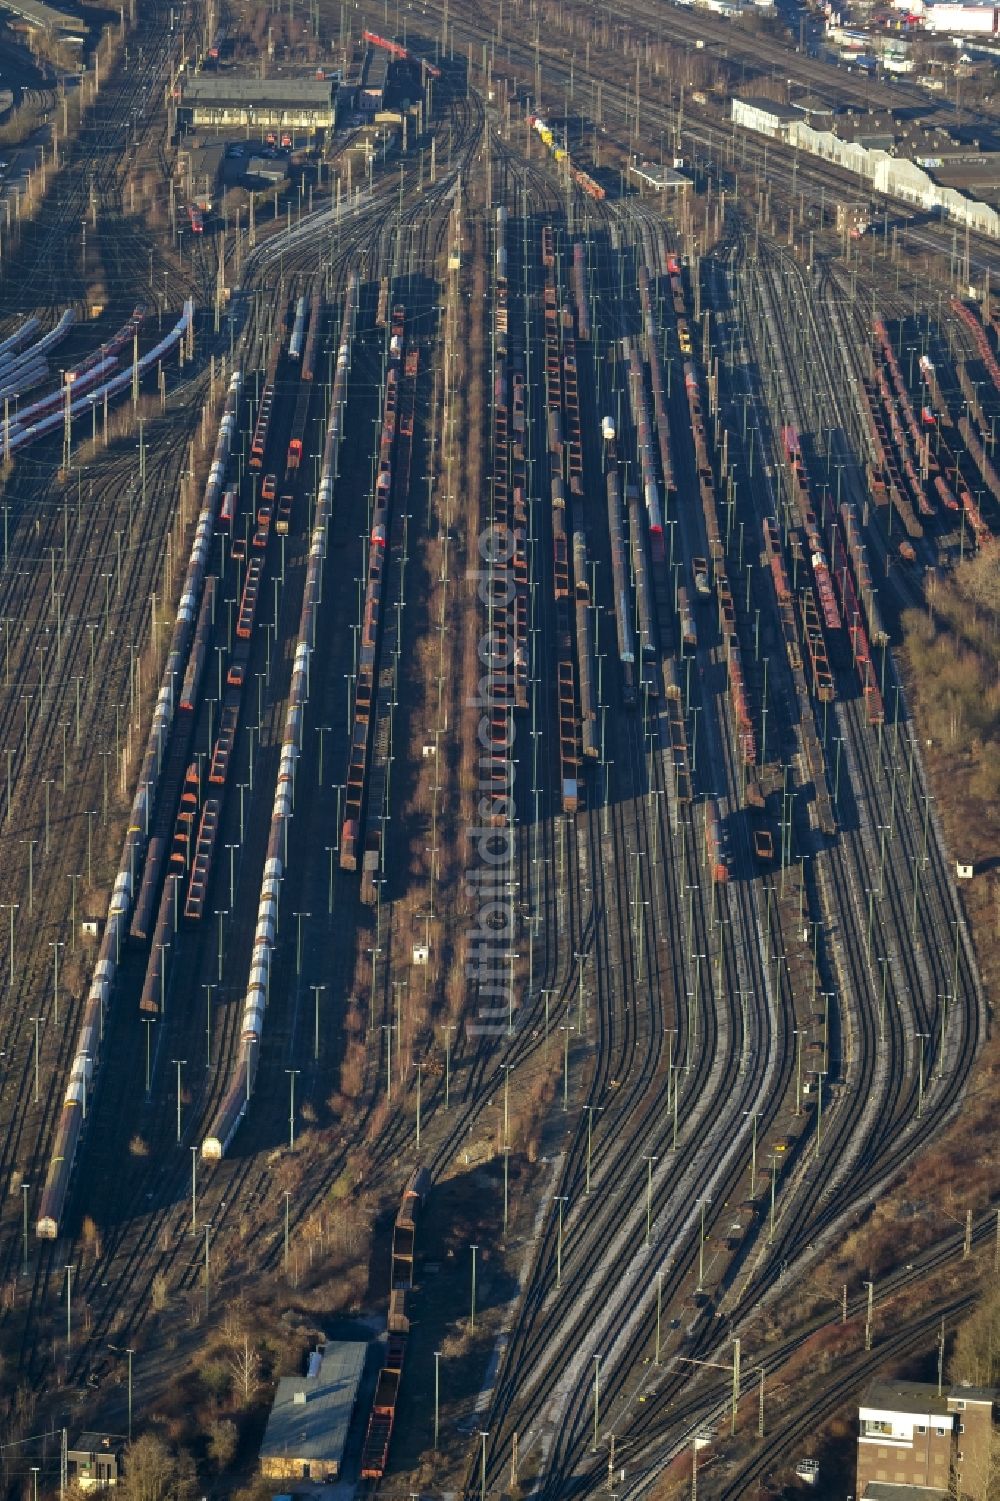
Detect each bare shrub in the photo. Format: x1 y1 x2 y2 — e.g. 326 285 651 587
950 1282 1000 1387
81 1215 103 1261
207 1419 238 1469
200 1359 232 1405
120 1432 197 1501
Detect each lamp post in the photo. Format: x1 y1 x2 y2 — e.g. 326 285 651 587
554 1195 567 1288
173 1058 186 1143
541 987 556 1044
794 1028 804 1115
441 1023 456 1109
20 1181 29 1275
108 1342 135 1440
382 1024 393 1100
697 1198 709 1290
470 1244 479 1331
864 1279 875 1350
65 1263 74 1352
593 1354 601 1452
434 1349 442 1450
311 984 325 1061
50 940 64 1026
916 1032 928 1118
30 1014 44 1103
574 949 587 1033
644 1155 658 1247
560 1022 574 1109
937 992 950 1080
584 1105 603 1194
4 903 19 987
286 1068 300 1149
814 1071 826 1157
744 1109 758 1196
820 990 834 1073
226 842 238 906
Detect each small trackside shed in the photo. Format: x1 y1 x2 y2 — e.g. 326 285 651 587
67 1434 126 1489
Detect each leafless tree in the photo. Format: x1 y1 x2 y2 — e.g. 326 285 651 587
221 1299 262 1403
207 1419 239 1470
120 1434 196 1501
950 1283 1000 1388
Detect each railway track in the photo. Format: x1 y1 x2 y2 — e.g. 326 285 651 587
0 4 211 1282
565 223 986 1495
399 149 990 1488
4 54 494 1393
0 8 990 1490
421 189 776 1495
390 0 1000 293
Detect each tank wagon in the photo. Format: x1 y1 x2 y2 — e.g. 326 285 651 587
37 360 240 1238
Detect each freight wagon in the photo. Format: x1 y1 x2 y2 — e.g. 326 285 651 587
705 798 728 884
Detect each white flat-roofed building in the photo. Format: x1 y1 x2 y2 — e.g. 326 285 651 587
629 161 692 190
924 2 998 30
731 96 804 141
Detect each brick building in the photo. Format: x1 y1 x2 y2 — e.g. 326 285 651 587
857 1379 998 1499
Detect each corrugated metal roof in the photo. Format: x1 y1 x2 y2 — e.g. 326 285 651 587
364 48 389 87
247 156 289 181
260 1342 367 1463
732 95 804 121
3 0 85 33
630 162 690 188
182 76 333 106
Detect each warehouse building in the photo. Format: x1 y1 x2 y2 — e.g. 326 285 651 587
730 95 1000 237
3 0 86 34
924 3 998 32
177 76 336 133
731 96 804 142
260 1341 368 1483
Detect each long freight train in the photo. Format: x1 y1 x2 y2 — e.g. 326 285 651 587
37 360 241 1238
202 278 357 1162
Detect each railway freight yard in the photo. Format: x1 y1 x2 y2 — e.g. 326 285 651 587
0 0 996 1497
